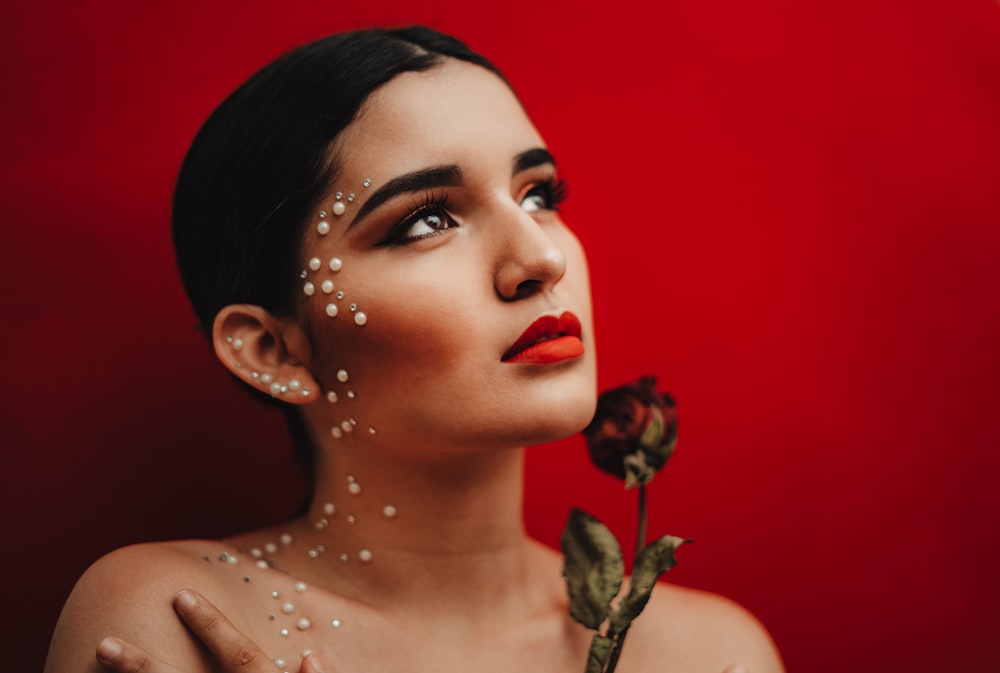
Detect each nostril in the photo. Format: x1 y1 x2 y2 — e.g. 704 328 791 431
511 279 543 300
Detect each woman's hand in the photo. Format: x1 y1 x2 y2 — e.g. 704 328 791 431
95 589 329 673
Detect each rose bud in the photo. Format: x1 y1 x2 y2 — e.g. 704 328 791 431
583 376 677 488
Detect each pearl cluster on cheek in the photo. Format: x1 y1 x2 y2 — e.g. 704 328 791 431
304 178 373 326
225 336 311 398
300 257 367 327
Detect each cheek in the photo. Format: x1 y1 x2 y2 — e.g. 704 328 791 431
305 253 493 386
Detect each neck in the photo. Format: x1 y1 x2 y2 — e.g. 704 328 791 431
274 442 549 618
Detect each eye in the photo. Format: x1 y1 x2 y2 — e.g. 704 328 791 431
378 192 458 247
519 178 568 213
401 209 455 240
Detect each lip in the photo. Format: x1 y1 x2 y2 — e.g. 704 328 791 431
502 311 585 364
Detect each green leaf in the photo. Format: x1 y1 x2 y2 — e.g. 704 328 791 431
561 508 625 630
609 534 689 634
638 406 664 453
585 634 615 673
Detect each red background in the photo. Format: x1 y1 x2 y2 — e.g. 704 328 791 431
3 1 999 671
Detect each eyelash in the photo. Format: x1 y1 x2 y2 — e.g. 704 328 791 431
379 178 569 247
526 177 568 212
379 190 455 246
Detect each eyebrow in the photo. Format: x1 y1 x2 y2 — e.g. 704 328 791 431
349 165 462 229
347 147 557 229
513 147 556 174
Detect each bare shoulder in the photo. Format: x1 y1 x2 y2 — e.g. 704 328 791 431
624 582 785 673
44 539 233 673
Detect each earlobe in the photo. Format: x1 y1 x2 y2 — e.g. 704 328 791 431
212 305 319 405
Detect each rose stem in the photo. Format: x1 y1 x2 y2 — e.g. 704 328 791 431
604 483 649 673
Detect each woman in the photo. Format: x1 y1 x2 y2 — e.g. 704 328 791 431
44 27 783 673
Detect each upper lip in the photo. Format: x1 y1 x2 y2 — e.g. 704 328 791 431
502 311 583 361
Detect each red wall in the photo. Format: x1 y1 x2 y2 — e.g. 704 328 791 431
3 1 999 671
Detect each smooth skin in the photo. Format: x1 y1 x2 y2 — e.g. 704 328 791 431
45 60 784 673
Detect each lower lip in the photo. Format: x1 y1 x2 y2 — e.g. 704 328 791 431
503 336 585 364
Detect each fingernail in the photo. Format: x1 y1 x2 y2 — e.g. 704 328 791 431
727 665 749 673
174 589 198 610
307 653 328 673
96 637 122 663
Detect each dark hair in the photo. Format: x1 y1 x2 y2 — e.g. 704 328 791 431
171 27 506 483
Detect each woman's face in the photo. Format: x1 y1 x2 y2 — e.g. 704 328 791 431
296 59 596 456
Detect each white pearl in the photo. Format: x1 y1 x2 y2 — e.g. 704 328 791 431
275 659 286 668
288 379 301 391
323 502 335 515
295 581 307 592
279 533 292 545
328 257 343 271
280 628 289 637
348 481 361 495
331 426 343 439
226 555 238 564
332 201 346 216
331 618 342 627
270 382 282 395
282 602 295 614
346 515 356 526
231 338 243 350
337 369 349 383
250 547 262 558
256 560 269 569
341 420 353 433
327 391 338 403
297 617 312 630
358 549 373 563
317 220 330 235
271 591 280 599
325 303 338 317
354 312 367 326
383 505 397 518
321 280 334 294
308 257 321 271
303 282 315 296
264 543 277 553
338 553 349 563
369 426 377 435
346 390 355 399
260 373 273 384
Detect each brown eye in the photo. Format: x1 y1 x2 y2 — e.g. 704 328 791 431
399 209 455 242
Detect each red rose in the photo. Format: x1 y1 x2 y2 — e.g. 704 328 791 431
583 376 677 487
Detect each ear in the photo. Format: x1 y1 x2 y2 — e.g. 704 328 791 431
212 304 319 405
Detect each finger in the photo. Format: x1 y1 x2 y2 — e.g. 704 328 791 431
722 665 749 673
173 589 268 671
96 636 184 673
300 652 331 673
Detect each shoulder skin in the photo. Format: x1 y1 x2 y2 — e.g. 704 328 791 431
623 582 785 673
44 540 233 673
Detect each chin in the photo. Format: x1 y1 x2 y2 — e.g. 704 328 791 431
519 381 598 445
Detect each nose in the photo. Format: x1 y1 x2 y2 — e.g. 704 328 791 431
493 206 567 301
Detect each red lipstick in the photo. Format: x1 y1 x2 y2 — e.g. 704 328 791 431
502 311 585 364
